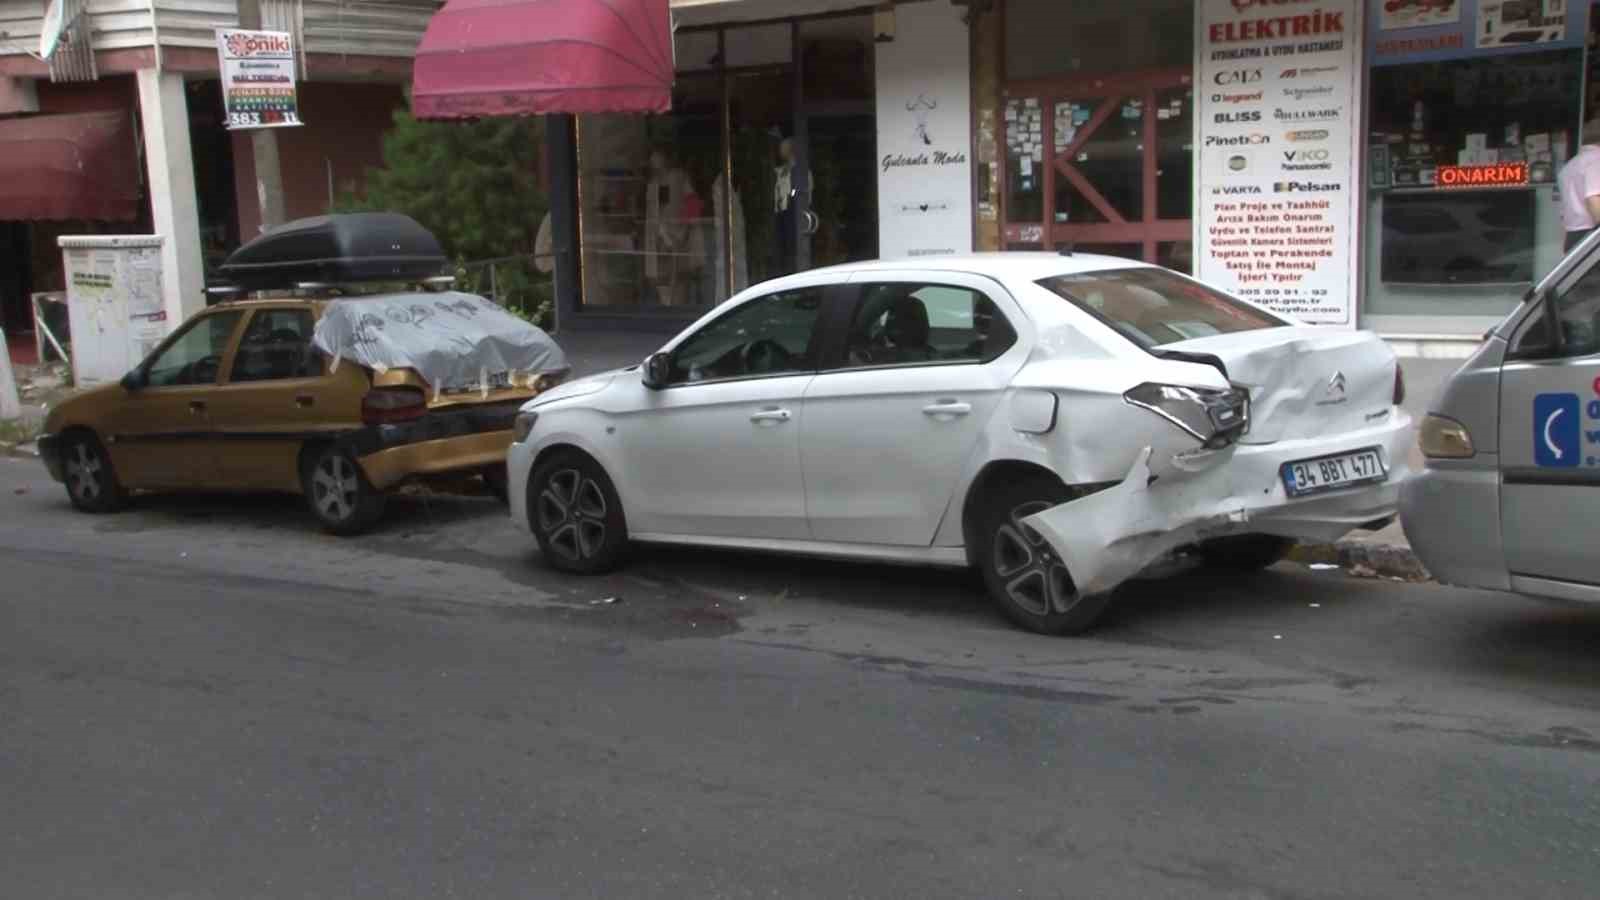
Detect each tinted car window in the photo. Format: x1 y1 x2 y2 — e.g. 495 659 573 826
146 311 244 387
1523 261 1600 359
669 288 825 384
1036 267 1281 348
842 283 1017 368
231 309 318 382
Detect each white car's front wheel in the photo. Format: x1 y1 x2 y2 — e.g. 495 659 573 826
529 451 629 574
976 474 1111 635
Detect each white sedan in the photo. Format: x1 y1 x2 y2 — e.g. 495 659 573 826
507 253 1411 634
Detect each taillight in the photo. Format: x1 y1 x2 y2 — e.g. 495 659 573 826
1393 362 1406 406
362 386 426 426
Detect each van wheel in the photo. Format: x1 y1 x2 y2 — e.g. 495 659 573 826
529 451 628 574
303 445 385 535
1196 535 1296 572
62 432 126 513
976 473 1110 636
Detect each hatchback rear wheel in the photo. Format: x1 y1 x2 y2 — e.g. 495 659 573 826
303 445 386 535
976 474 1111 635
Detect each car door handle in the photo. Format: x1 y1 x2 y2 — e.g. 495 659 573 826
750 407 792 424
922 400 972 417
188 400 206 415
295 394 315 408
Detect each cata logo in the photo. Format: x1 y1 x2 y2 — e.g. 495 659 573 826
1213 68 1263 85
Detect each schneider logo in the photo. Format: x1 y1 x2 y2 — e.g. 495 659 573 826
1285 129 1330 142
1273 180 1341 193
1283 85 1334 100
1274 107 1341 122
1205 133 1271 146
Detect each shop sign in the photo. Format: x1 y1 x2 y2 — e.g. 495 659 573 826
1370 0 1589 66
1437 162 1529 187
875 3 971 259
216 29 302 130
1194 0 1363 326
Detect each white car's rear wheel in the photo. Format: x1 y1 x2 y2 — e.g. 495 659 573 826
530 451 628 574
977 474 1110 635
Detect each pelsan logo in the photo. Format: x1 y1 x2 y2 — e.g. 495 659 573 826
1285 129 1329 142
1206 133 1271 146
1274 107 1341 122
1212 91 1264 104
1215 110 1262 124
1273 180 1341 193
1214 68 1263 85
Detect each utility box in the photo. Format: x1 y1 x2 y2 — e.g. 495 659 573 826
58 235 169 387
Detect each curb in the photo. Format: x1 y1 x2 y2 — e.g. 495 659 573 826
1289 539 1430 582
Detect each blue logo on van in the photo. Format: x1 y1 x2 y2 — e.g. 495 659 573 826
1534 393 1580 467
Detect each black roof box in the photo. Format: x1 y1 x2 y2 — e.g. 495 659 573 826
219 212 446 291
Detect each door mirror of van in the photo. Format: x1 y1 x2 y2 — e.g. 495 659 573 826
641 352 672 390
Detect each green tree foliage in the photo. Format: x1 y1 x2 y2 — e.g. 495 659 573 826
336 110 552 327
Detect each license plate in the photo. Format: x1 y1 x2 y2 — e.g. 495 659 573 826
1281 448 1387 497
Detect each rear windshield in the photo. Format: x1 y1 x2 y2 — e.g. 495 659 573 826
1036 268 1283 348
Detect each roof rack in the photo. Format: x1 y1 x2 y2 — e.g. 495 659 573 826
218 212 448 293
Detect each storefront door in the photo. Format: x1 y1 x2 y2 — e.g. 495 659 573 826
1002 69 1193 272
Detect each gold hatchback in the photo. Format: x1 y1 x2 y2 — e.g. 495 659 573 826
36 213 568 534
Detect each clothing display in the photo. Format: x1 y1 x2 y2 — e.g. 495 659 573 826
644 164 693 296
712 174 748 297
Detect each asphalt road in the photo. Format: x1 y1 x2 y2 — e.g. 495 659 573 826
3 457 1599 899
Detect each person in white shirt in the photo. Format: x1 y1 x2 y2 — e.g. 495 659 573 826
1559 118 1600 252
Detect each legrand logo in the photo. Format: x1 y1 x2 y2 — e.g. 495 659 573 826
1212 91 1264 104
1273 180 1341 193
1214 68 1263 85
1285 129 1330 142
1206 133 1271 146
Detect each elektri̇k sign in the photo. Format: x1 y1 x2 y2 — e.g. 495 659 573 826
216 29 302 130
1194 0 1363 326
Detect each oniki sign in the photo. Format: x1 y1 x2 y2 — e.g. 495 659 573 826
1194 0 1362 326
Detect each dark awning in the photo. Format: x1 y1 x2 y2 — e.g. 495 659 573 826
0 111 141 222
412 0 674 120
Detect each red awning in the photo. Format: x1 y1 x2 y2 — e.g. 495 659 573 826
413 0 674 119
0 111 141 222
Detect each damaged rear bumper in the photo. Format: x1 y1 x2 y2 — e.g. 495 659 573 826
1022 415 1412 596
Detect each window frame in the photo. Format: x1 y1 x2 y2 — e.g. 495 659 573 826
659 285 838 389
137 309 247 390
822 280 1021 373
225 307 323 385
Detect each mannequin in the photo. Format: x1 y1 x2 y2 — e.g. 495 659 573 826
771 138 811 277
644 149 693 305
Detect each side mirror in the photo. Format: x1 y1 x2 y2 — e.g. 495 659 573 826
641 352 672 390
120 369 145 392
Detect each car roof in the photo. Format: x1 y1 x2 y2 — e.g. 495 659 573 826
807 252 1158 283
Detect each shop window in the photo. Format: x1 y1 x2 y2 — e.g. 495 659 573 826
1004 96 1044 223
1154 86 1193 221
1365 50 1584 320
1052 98 1142 225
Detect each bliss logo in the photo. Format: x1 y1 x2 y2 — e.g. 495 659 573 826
1215 110 1262 124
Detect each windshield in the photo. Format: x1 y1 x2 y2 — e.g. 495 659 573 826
1036 267 1284 348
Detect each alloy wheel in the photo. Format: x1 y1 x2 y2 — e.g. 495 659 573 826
991 500 1078 617
537 468 608 562
312 454 360 522
65 442 103 503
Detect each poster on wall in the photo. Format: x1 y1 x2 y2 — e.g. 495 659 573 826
1193 0 1364 326
1380 0 1462 30
215 29 302 130
875 3 972 259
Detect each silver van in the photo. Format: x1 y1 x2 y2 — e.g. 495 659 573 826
1401 231 1600 604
